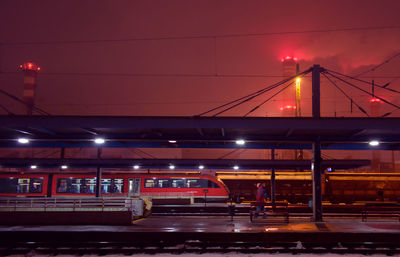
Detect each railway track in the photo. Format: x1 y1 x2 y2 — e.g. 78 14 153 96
1 231 399 255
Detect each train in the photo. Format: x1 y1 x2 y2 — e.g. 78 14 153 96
1 171 400 205
221 172 400 203
0 173 230 204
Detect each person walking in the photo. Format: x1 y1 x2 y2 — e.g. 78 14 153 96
254 183 268 218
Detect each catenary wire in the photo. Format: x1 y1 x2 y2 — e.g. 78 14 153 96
197 68 311 116
2 26 400 46
326 69 400 94
326 71 400 112
244 81 294 117
322 72 369 117
353 52 400 78
0 88 50 115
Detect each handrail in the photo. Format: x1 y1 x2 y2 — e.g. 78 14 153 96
0 197 140 212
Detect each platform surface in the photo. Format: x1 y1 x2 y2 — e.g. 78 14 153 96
0 216 399 234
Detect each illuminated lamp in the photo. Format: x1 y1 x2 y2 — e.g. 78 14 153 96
370 98 382 103
30 165 37 169
133 165 140 169
94 138 105 144
168 140 177 143
61 165 68 170
279 105 296 111
233 165 239 170
199 165 204 170
169 165 175 169
235 139 245 145
369 140 379 146
17 138 30 144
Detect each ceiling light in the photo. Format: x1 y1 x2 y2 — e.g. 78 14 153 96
18 138 30 144
168 140 177 143
235 139 245 145
30 165 37 169
61 165 68 170
199 165 204 170
169 165 175 169
133 165 140 169
233 165 239 170
369 140 379 146
94 138 105 144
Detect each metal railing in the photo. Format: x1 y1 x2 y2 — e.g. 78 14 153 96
0 197 141 212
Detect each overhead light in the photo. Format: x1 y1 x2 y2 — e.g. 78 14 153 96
94 138 105 144
30 165 37 169
18 138 30 144
133 165 140 170
199 165 204 170
168 140 177 143
233 165 239 170
61 165 68 170
235 139 245 145
369 140 379 146
169 165 175 170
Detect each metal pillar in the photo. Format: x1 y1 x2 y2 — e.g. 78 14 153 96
311 64 323 221
312 140 323 221
96 148 102 197
270 149 276 204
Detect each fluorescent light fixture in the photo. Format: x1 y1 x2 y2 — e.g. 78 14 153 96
94 138 105 144
30 165 37 169
61 165 68 170
133 165 140 169
235 139 245 145
168 140 177 143
233 165 239 170
18 138 30 144
169 165 175 169
369 140 379 146
199 165 204 170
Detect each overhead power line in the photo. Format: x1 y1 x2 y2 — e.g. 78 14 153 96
197 68 312 117
327 69 400 95
0 88 50 115
326 71 400 112
353 52 400 78
2 26 400 46
322 73 369 117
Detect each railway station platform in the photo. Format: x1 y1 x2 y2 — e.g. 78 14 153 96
0 216 399 254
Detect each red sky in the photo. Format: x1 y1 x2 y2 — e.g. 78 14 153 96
0 0 399 117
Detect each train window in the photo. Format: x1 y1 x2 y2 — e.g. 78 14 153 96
207 180 219 188
171 179 185 188
157 179 171 188
101 178 124 193
56 177 96 193
0 177 43 194
187 179 208 188
145 179 156 188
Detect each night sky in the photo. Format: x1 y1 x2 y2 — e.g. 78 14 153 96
0 0 399 117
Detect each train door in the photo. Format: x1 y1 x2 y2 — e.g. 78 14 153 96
128 178 141 197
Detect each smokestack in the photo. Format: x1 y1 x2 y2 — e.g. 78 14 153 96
19 62 40 115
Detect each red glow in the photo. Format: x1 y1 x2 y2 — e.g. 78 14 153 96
279 105 296 111
370 98 382 103
20 62 40 71
281 56 298 62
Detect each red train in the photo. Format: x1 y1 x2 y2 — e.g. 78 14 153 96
0 173 230 203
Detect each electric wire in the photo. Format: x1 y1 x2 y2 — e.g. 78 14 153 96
244 81 294 117
0 88 50 115
0 104 14 115
2 25 400 46
197 68 311 116
322 72 369 117
327 69 400 95
353 52 400 78
326 71 400 112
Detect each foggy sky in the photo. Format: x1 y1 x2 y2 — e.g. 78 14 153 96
1 0 400 117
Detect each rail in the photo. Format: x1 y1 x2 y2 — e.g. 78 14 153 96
0 197 140 212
